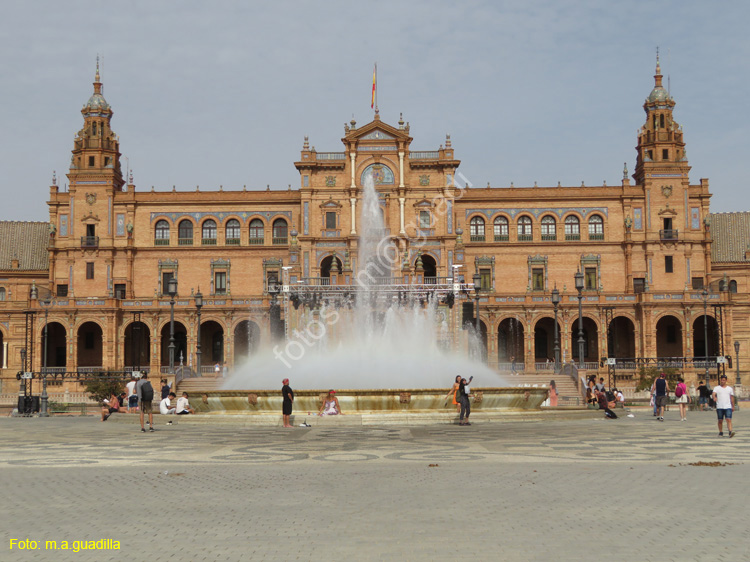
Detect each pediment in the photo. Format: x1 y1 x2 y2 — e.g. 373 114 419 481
360 129 395 140
320 199 343 209
413 199 433 208
657 206 678 217
344 117 412 143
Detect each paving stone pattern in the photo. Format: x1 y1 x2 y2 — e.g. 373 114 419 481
0 411 746 561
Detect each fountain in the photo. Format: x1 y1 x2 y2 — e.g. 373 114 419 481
194 172 547 414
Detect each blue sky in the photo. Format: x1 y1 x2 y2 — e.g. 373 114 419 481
0 0 747 221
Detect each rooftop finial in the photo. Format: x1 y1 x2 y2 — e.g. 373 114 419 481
52 170 57 186
93 54 103 95
96 54 100 82
654 47 663 88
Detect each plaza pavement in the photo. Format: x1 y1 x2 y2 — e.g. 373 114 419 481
0 409 747 562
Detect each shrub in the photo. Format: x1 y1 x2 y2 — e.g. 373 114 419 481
636 366 679 392
84 375 128 403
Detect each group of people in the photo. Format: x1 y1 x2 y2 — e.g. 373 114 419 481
445 375 474 425
584 377 624 419
280 380 342 428
100 373 194 431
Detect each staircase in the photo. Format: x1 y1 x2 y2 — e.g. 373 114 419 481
503 372 582 405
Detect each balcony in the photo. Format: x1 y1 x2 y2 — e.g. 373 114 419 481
470 234 485 242
518 234 533 242
225 238 241 245
178 238 193 246
541 234 557 241
80 236 99 248
248 237 264 245
272 237 288 245
410 151 440 160
565 233 581 241
494 234 509 242
202 238 217 245
316 152 346 161
589 233 605 241
660 229 679 241
154 238 170 246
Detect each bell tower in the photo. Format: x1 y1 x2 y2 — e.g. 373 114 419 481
68 57 124 191
633 51 690 185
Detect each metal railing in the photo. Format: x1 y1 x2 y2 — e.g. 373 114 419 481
202 238 217 245
154 238 170 246
660 229 679 240
81 236 99 248
316 152 346 160
565 233 581 241
541 234 557 241
494 234 509 242
225 238 241 245
589 233 605 241
470 234 485 242
272 237 288 245
410 151 440 159
248 237 264 245
178 238 193 246
518 234 533 242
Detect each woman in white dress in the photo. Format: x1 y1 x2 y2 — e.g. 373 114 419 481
319 389 342 415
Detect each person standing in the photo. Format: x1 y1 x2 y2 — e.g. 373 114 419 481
444 375 461 413
136 373 155 432
160 379 171 400
510 356 517 375
125 375 138 414
674 377 690 421
652 373 670 421
282 378 294 428
458 376 473 425
595 378 606 392
712 375 736 438
696 380 711 411
548 380 558 407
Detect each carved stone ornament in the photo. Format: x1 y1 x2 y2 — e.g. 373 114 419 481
325 175 336 187
661 185 673 198
86 193 97 205
419 175 430 186
399 392 412 404
247 393 258 406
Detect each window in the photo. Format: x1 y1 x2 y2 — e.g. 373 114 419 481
303 175 309 187
86 224 96 237
86 262 94 280
660 114 665 128
585 267 597 290
662 149 669 160
532 268 544 290
517 216 532 241
494 216 509 241
730 280 738 293
225 219 241 244
92 122 97 135
272 219 288 244
202 219 217 244
634 278 646 294
0 287 5 301
88 156 95 167
470 216 485 241
155 220 170 245
565 216 580 240
249 219 264 244
588 215 604 240
692 277 704 290
56 284 68 297
326 212 337 230
178 220 193 245
479 268 491 291
665 256 673 273
419 211 431 230
114 283 126 299
104 157 111 167
541 216 556 240
214 272 227 295
162 272 174 295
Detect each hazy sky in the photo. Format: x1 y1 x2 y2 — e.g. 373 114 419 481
1 0 747 222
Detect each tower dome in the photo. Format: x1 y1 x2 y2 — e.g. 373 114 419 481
646 53 670 104
83 57 110 112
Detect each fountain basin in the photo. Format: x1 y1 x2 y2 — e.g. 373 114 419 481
193 387 548 414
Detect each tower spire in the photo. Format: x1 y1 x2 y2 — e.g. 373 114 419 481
94 55 102 94
654 47 663 88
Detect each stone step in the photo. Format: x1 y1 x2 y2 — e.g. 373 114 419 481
177 378 224 392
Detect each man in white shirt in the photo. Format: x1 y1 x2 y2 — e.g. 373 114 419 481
712 375 736 438
176 392 195 415
159 392 176 415
125 375 138 413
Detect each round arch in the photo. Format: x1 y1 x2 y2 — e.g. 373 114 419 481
692 315 719 358
498 317 525 368
199 320 225 367
77 321 103 367
160 321 188 367
42 321 67 368
569 316 599 363
533 316 561 362
124 321 151 369
320 254 344 278
416 253 437 280
655 315 683 358
234 320 261 364
607 316 636 358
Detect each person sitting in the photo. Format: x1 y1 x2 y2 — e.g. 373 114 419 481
175 392 195 415
586 387 597 407
319 390 342 416
614 388 625 408
596 389 618 419
160 392 177 415
101 392 122 421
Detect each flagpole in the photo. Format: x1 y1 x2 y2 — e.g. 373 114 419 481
375 62 378 114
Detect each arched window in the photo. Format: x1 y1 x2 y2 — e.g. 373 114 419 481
565 216 580 240
517 216 532 240
493 216 509 241
201 219 217 244
178 220 193 245
730 280 738 293
541 216 556 240
470 216 485 241
0 287 5 301
588 215 604 240
272 219 288 244
225 219 241 245
154 220 170 245
249 219 264 245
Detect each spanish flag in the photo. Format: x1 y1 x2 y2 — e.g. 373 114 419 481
371 63 377 109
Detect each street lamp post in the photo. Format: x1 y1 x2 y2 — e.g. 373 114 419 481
39 297 52 417
195 289 203 374
734 340 741 411
168 277 178 374
702 288 710 387
575 269 585 369
472 272 482 362
551 287 560 373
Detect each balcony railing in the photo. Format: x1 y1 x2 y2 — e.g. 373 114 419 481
81 236 99 248
410 151 440 160
565 233 581 241
541 234 557 241
178 238 193 246
518 234 533 242
202 238 217 245
154 238 170 246
248 237 264 245
225 238 241 245
589 233 604 241
494 234 509 242
316 152 346 160
660 229 679 240
470 234 485 242
273 237 288 245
